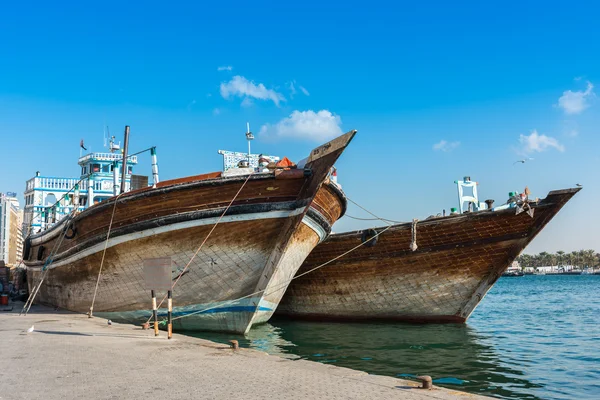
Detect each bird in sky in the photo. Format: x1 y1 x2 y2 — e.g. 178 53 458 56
27 325 34 333
576 183 582 187
513 158 534 165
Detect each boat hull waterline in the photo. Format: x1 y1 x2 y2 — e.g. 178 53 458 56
24 131 354 334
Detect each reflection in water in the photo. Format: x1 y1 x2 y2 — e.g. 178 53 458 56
189 276 600 400
191 319 539 399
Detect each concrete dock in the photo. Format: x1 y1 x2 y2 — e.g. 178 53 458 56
0 305 488 399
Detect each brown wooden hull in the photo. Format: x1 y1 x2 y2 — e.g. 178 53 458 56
24 131 354 333
277 188 580 323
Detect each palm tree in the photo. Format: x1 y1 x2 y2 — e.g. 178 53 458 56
583 249 596 268
556 250 565 266
539 251 551 267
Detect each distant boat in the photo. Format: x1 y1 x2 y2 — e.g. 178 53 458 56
277 187 580 324
502 270 525 277
581 268 594 275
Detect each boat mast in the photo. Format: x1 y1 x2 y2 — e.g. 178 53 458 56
246 122 254 164
120 126 130 194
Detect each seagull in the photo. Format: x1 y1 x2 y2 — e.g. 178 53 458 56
576 183 582 187
513 158 534 165
27 325 34 334
107 320 112 325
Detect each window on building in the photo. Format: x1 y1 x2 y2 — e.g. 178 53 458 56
102 164 110 173
92 164 101 173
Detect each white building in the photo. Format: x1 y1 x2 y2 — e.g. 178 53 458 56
0 193 23 267
23 152 138 235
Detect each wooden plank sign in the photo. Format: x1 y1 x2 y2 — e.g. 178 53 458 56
143 257 172 290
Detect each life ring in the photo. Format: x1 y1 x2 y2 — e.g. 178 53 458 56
361 228 378 247
64 223 77 239
37 245 46 261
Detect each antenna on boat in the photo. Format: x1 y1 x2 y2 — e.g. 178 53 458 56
120 126 130 194
103 125 107 148
246 122 254 163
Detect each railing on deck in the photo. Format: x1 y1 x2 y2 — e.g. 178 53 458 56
78 152 138 164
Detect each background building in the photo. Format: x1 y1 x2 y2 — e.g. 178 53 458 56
0 192 23 268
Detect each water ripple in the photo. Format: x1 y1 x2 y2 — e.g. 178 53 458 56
189 275 600 400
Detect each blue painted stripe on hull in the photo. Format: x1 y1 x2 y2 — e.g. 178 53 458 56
168 305 272 317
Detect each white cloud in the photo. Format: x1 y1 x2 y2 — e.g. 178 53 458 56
220 75 285 107
557 81 595 114
299 86 310 96
566 129 578 137
212 108 221 115
217 65 233 71
259 110 343 142
432 140 460 152
186 99 196 110
288 81 297 98
241 97 254 108
519 130 565 153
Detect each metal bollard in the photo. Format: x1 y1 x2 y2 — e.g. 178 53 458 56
417 375 432 390
151 290 159 337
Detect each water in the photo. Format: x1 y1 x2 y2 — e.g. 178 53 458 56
188 275 600 399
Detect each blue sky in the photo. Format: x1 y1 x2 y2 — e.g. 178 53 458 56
0 1 598 253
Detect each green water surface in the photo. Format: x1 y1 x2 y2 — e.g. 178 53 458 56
189 275 600 399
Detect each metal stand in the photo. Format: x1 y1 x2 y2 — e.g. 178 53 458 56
151 290 159 336
167 290 173 339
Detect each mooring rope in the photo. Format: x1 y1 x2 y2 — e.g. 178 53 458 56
345 214 404 224
88 193 124 318
345 197 398 223
162 196 396 325
21 209 78 315
145 171 255 325
166 223 395 324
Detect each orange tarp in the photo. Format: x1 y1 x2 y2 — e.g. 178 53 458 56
276 157 296 168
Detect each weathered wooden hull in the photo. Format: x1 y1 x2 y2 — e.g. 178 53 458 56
277 188 580 323
24 131 353 333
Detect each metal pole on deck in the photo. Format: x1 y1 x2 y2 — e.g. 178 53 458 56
120 126 130 194
151 147 160 188
167 290 173 339
151 290 159 336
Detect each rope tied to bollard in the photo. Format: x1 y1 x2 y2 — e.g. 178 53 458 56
21 208 78 316
88 192 124 318
160 195 397 325
145 171 256 327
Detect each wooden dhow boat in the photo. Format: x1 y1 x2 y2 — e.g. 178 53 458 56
277 180 580 323
23 127 355 333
